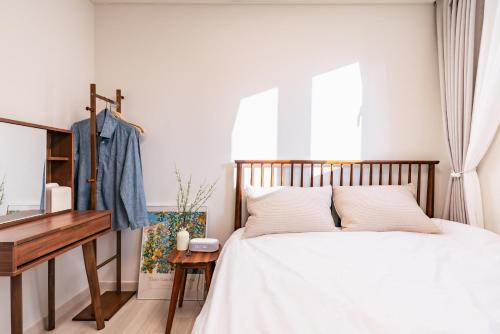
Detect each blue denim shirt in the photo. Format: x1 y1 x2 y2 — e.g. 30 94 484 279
72 110 148 230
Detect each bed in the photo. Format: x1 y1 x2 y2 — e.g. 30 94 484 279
192 160 500 334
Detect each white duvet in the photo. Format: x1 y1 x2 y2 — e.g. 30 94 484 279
192 219 500 334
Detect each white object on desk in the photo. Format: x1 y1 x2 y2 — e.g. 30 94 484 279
177 229 190 251
189 238 219 252
46 184 72 213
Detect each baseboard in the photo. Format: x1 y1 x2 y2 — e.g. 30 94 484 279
25 281 138 334
25 288 91 334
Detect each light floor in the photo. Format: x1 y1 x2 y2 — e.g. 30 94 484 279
50 299 202 334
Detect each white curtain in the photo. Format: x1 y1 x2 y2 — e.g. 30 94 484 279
436 0 480 224
464 0 500 227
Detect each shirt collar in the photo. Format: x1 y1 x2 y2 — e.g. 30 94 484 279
96 109 118 139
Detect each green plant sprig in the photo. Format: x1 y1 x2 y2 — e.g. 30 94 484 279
175 166 217 229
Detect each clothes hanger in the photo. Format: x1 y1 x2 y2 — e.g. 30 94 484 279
129 122 146 135
110 107 146 135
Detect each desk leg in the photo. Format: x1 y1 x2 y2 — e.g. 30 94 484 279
82 242 105 330
48 259 55 330
165 267 184 334
11 274 22 334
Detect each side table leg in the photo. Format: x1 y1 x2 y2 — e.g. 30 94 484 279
178 269 188 308
205 263 214 292
165 267 184 334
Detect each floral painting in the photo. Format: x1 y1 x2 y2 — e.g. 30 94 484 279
138 206 207 300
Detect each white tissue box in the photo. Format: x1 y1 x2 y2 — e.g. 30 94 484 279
46 185 72 213
189 238 219 252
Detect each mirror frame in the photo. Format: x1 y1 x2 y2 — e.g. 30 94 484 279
0 117 73 230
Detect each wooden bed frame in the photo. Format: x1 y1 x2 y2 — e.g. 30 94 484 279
234 160 439 230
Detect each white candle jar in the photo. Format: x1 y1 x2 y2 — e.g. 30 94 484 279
176 228 190 251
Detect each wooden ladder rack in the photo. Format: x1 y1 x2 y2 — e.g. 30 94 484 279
73 83 135 323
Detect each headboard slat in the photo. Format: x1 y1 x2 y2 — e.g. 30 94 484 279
388 163 393 185
349 164 354 186
300 164 304 187
270 163 274 186
250 163 254 186
280 164 284 186
340 164 344 186
359 163 364 185
398 164 402 185
417 164 422 205
330 164 333 186
426 164 435 217
369 163 373 185
379 164 383 185
310 163 314 187
320 164 324 186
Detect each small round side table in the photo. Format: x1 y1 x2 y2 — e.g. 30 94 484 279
164 247 220 334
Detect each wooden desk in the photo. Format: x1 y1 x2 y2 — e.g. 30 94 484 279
0 210 112 334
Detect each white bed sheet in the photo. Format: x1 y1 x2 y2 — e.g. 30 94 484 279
192 219 500 334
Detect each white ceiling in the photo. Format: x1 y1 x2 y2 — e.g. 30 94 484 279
91 0 434 4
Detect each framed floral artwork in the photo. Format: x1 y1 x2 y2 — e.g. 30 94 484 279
138 206 207 300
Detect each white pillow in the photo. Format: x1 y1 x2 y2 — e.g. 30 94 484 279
333 185 441 234
243 186 338 239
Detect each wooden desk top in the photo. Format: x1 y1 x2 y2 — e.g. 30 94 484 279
0 210 112 276
168 246 221 266
0 211 111 244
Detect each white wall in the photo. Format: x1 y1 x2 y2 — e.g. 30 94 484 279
94 4 450 282
479 130 500 233
0 0 94 332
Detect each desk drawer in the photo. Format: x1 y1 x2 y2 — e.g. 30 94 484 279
16 216 110 266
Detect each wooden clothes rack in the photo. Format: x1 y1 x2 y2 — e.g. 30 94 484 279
73 83 135 323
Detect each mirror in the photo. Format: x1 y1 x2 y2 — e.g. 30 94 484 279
0 122 47 224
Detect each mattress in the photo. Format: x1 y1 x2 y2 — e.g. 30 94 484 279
192 219 500 334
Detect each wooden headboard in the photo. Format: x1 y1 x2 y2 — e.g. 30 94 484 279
234 160 439 230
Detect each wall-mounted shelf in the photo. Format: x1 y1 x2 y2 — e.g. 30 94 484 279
46 130 73 207
46 131 72 174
